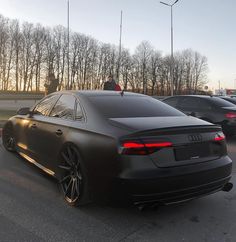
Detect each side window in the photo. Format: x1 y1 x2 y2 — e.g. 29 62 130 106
198 99 212 111
50 94 76 120
34 95 59 116
163 97 179 107
75 101 83 120
178 97 199 110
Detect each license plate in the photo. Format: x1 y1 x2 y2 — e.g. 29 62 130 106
175 143 210 161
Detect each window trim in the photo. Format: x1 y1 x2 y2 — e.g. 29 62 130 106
33 94 60 117
75 99 85 121
48 93 86 122
48 94 76 121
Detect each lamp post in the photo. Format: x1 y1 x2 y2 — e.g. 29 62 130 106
67 0 70 89
160 0 180 96
117 10 123 83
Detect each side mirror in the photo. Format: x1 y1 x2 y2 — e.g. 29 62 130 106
17 107 31 115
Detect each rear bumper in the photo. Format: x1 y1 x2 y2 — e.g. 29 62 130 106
111 156 232 205
131 176 231 205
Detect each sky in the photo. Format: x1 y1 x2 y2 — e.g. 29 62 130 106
0 0 236 91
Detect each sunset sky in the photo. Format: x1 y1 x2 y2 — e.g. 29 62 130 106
1 0 236 90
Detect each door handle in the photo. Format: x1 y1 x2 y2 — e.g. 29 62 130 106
31 124 37 129
55 129 63 136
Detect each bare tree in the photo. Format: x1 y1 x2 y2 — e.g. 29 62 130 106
133 41 153 94
0 14 209 95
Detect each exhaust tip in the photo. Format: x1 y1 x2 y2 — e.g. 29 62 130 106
134 201 161 211
222 182 233 192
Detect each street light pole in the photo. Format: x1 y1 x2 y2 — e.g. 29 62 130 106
117 10 123 83
160 0 180 96
170 5 173 96
67 0 70 90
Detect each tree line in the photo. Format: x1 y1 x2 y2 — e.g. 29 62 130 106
0 14 208 95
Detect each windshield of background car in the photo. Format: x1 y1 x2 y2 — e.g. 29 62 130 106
210 98 236 107
88 95 185 118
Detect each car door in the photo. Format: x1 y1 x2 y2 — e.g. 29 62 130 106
21 94 60 163
34 94 77 172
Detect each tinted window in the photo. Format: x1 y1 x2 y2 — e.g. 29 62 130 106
163 97 179 107
178 97 199 109
50 94 76 120
210 97 235 107
34 95 59 116
197 99 212 110
88 96 185 118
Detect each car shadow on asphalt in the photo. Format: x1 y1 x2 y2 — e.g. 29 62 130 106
0 140 234 218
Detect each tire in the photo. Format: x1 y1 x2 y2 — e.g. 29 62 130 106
2 122 16 152
58 144 90 206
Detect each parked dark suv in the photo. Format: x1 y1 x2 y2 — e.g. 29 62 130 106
163 95 236 136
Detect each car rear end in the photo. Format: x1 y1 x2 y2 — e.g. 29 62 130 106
85 92 233 206
220 107 236 135
210 98 236 135
114 124 232 206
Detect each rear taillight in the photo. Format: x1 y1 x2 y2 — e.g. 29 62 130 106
214 132 225 142
121 140 172 155
225 112 236 119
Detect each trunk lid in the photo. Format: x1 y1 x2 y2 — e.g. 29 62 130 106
115 117 226 168
109 116 214 132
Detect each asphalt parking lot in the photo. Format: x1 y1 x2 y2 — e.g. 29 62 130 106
0 138 235 242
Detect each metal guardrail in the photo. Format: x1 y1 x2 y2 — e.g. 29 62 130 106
0 93 44 100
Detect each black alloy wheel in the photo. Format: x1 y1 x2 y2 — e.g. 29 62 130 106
2 123 16 152
58 145 89 206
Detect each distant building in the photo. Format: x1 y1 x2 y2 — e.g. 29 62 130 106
226 89 236 95
215 89 236 96
215 89 226 96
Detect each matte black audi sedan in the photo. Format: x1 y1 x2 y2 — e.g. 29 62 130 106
163 95 236 136
2 91 233 207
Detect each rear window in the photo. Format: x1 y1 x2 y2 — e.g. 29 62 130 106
163 97 179 107
210 97 235 107
88 95 185 118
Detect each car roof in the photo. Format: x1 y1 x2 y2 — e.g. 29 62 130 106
52 90 146 98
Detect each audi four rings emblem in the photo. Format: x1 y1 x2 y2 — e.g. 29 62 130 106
188 134 203 142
